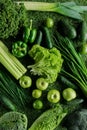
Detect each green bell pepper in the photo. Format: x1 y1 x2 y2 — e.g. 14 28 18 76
12 41 28 58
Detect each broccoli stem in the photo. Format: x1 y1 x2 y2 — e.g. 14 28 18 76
15 1 87 20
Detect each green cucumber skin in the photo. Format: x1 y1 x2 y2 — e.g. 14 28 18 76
42 27 53 49
0 96 16 111
77 21 87 42
34 30 43 45
57 20 77 39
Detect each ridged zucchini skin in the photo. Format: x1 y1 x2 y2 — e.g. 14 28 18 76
77 21 87 42
0 112 28 130
28 104 67 130
57 20 77 39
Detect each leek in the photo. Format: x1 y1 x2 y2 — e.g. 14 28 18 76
15 1 87 20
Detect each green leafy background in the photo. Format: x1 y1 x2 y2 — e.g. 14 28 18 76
0 0 87 129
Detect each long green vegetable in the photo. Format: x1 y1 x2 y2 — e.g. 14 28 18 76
15 1 87 20
0 70 29 111
0 41 27 80
28 99 83 130
54 32 87 97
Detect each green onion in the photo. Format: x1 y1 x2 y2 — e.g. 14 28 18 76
0 70 30 110
54 32 87 97
15 1 87 20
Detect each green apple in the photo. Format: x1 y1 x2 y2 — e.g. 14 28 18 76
62 88 76 101
36 78 49 90
19 75 32 88
33 100 43 109
32 89 42 98
47 89 60 103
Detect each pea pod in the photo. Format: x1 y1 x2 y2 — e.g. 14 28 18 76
12 41 28 58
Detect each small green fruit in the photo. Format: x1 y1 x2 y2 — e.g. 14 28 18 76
62 88 76 101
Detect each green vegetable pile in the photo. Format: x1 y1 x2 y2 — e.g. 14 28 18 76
0 0 87 130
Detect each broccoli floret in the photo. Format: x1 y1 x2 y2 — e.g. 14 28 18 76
0 111 28 130
65 109 87 130
27 44 63 83
0 0 28 39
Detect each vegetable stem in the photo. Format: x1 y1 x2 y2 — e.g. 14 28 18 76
0 41 27 74
15 1 87 20
0 47 22 79
15 1 58 11
0 41 27 80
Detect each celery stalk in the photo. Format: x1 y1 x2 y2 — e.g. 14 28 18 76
15 1 87 20
0 47 23 79
0 41 27 75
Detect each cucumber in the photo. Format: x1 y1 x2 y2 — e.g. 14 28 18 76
0 112 28 130
34 30 43 45
42 26 53 49
57 20 77 39
77 21 87 43
0 95 16 111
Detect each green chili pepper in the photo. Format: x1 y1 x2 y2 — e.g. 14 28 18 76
23 19 33 43
23 27 31 43
29 28 37 43
12 41 28 58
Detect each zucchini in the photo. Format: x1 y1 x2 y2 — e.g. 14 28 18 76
77 21 87 43
57 20 77 39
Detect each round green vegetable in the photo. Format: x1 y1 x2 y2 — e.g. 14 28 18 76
32 89 42 98
33 100 43 109
12 41 28 58
62 88 76 101
45 17 54 28
19 75 32 88
36 77 49 90
47 89 60 103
